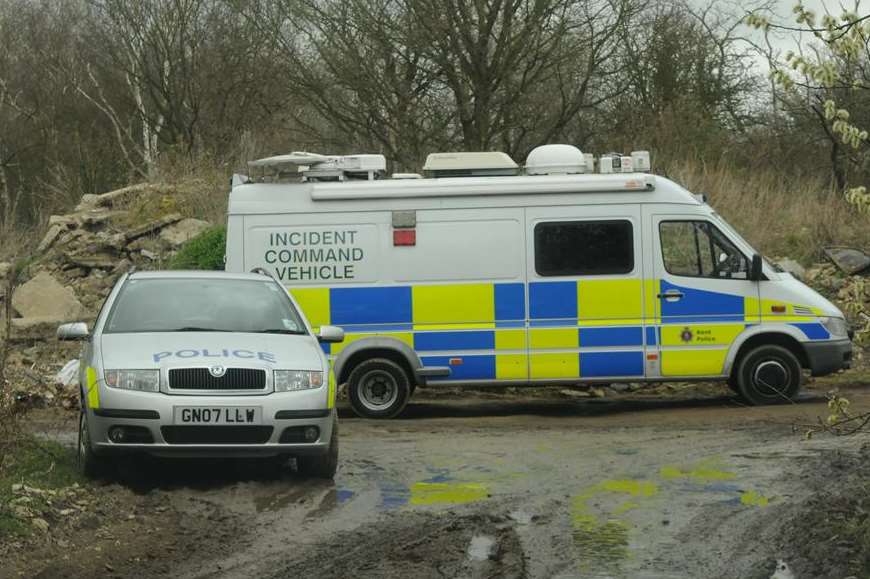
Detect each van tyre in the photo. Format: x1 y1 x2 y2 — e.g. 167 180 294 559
347 358 411 419
77 410 110 479
297 419 339 479
735 345 802 405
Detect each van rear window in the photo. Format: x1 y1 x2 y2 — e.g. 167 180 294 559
534 220 634 276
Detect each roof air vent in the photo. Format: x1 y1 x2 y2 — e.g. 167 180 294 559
525 144 591 175
423 152 519 178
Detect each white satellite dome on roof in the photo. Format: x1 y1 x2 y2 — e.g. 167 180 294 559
525 144 590 175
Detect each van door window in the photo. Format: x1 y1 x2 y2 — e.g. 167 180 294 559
659 221 748 279
534 220 634 276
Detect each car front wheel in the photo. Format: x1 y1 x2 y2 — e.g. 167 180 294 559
296 418 339 479
77 410 110 479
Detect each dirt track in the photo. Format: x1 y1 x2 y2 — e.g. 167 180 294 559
7 382 870 579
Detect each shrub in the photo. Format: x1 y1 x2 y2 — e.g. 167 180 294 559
169 225 226 270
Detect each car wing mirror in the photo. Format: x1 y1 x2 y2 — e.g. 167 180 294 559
317 325 345 343
57 322 89 341
750 254 763 281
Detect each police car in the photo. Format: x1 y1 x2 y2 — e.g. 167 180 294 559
58 270 344 478
225 145 853 419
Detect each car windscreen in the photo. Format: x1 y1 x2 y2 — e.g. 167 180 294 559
103 278 307 335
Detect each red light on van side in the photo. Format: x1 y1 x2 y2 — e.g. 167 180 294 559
771 305 786 313
393 230 416 246
449 358 463 366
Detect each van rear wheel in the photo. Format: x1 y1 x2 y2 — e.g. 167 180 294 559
347 358 411 419
735 345 802 405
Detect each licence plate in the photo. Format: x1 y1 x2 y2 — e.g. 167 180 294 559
173 406 262 425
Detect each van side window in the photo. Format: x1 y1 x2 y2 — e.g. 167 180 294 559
534 220 634 276
659 221 748 279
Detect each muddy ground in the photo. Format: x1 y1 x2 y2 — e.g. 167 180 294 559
4 379 870 579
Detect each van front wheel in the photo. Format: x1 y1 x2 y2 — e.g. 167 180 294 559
347 358 411 419
735 345 802 405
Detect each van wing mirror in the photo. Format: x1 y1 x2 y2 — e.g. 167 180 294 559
750 254 763 281
317 325 345 343
57 322 89 341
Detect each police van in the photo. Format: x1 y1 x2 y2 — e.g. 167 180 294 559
225 145 853 418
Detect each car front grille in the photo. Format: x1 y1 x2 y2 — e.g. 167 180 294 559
161 426 274 444
168 368 266 390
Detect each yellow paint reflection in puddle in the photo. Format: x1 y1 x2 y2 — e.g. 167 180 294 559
740 490 770 507
410 482 489 505
660 459 736 482
571 480 659 572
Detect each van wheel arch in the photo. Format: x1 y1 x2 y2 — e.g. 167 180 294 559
729 333 809 400
336 346 419 388
731 332 810 377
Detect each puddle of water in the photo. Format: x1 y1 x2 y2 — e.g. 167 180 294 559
422 467 453 484
740 490 770 507
378 480 410 509
336 489 355 503
570 479 658 574
660 459 735 482
410 482 489 505
467 534 496 561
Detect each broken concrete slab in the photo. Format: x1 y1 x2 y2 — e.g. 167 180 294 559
36 224 65 254
63 253 117 270
124 213 183 242
824 247 870 275
159 218 210 247
12 271 84 320
776 258 806 280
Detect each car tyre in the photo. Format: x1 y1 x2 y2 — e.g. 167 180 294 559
735 345 802 405
297 419 339 479
347 358 411 419
77 410 110 479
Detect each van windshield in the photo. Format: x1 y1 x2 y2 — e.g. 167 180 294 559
710 212 779 271
104 278 307 335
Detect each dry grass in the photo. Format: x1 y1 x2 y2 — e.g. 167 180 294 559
665 159 869 264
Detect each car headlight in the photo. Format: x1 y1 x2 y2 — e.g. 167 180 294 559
104 370 160 392
274 370 323 392
820 317 849 338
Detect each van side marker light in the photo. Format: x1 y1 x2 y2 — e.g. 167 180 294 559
393 230 416 246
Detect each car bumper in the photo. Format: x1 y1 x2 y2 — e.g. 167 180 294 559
87 390 336 458
805 339 853 376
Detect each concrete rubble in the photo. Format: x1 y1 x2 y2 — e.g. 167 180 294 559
0 183 212 408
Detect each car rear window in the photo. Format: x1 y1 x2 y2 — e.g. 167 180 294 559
103 278 307 334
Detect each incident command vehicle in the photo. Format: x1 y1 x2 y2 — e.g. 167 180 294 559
225 144 853 419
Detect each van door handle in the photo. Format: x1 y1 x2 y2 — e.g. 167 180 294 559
657 290 684 301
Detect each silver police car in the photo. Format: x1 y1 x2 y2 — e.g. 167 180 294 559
58 270 344 478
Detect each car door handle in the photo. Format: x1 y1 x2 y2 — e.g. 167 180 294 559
657 291 684 300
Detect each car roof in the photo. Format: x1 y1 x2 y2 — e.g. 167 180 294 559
128 270 274 282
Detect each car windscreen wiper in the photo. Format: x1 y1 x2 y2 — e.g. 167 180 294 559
174 327 232 332
254 329 307 335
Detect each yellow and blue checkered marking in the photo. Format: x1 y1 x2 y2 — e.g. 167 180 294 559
293 278 831 382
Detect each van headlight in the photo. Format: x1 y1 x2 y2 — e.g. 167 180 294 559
820 317 849 338
104 370 160 392
274 370 323 392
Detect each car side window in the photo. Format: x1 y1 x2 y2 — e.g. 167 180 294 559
659 220 748 280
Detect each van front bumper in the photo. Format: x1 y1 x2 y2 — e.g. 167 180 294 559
805 339 852 376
